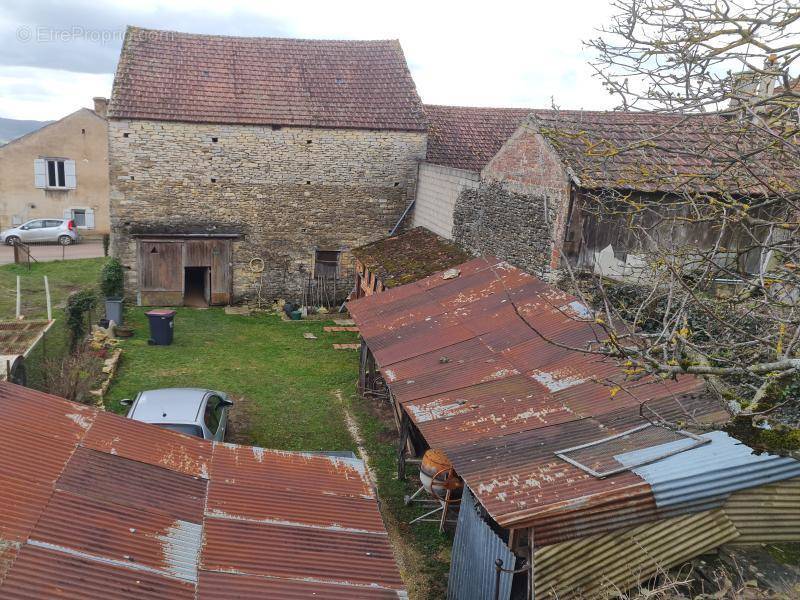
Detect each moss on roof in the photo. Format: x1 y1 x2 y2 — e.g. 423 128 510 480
351 227 471 288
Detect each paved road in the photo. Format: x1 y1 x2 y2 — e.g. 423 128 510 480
0 241 105 265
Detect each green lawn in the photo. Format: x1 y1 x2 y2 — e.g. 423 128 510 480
0 258 105 389
0 258 105 320
106 308 360 451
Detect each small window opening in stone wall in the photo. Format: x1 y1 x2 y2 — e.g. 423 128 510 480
123 132 129 138
211 137 218 143
306 180 311 185
81 128 86 134
314 249 340 278
211 177 217 183
130 175 135 181
394 182 400 187
306 139 312 144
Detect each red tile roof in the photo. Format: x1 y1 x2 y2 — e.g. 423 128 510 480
423 104 534 171
0 382 405 598
535 110 798 194
110 27 426 131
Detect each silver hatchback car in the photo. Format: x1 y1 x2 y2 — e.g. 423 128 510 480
1 218 79 246
121 388 233 441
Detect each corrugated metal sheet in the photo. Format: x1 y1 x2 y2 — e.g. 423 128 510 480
0 381 407 598
30 489 202 581
81 410 213 478
723 477 800 543
57 447 207 523
447 487 516 600
208 444 385 532
348 258 793 542
0 544 196 600
0 383 95 441
198 570 408 599
533 509 740 599
201 518 405 590
620 431 800 508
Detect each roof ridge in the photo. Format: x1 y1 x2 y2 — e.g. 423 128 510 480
125 25 400 44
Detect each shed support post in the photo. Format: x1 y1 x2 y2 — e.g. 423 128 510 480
398 411 410 481
358 339 367 396
528 528 535 600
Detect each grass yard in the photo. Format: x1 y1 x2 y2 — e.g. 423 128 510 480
0 258 104 320
0 258 105 388
106 308 360 451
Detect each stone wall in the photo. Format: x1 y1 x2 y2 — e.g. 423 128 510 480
109 119 426 302
411 162 480 239
452 121 572 278
453 181 559 278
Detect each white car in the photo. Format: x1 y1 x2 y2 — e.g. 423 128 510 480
1 218 80 245
120 388 233 441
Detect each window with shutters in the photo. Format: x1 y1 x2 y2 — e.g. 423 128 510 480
34 158 76 190
47 159 66 188
314 249 341 278
72 209 86 227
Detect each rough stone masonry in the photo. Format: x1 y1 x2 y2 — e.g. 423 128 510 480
109 119 427 302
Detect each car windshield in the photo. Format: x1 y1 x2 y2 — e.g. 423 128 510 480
156 423 204 438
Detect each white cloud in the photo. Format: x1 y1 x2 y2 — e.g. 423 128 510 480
0 66 112 118
0 0 617 119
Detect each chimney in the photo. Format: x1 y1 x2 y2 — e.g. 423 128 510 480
93 97 108 118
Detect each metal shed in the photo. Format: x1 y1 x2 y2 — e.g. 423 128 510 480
347 256 800 599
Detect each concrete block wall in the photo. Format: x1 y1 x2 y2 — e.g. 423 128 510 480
411 162 479 239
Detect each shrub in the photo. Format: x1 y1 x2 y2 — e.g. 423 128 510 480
102 234 110 257
40 345 103 404
99 258 124 298
65 289 97 351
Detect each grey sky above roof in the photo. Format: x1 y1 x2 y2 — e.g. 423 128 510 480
0 0 616 120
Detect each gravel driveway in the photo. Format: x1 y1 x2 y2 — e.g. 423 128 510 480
0 241 105 265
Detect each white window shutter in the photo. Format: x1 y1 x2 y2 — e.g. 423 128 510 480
63 209 72 220
34 159 46 188
64 160 77 189
85 208 95 229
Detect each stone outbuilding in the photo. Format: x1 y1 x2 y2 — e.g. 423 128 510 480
0 102 110 236
412 107 795 281
108 27 427 306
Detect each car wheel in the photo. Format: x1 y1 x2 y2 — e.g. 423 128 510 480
58 235 73 246
5 236 19 246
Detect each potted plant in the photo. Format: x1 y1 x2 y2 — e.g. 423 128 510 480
100 258 125 325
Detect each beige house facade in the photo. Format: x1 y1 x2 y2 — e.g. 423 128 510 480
0 104 110 237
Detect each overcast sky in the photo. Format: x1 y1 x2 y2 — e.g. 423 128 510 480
0 0 617 121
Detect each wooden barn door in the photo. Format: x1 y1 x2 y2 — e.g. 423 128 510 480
210 239 232 305
138 240 184 306
183 238 232 305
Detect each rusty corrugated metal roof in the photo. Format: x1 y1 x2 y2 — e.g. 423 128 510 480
0 381 406 598
348 257 790 542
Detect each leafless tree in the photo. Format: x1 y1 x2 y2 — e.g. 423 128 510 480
554 0 800 444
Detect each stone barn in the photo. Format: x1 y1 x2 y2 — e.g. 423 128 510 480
108 27 427 306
